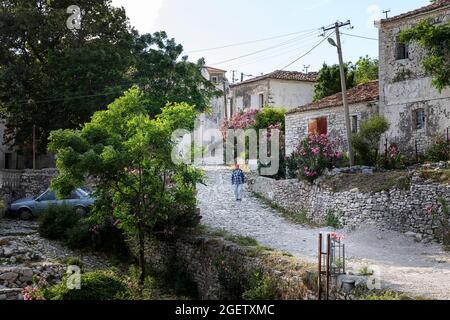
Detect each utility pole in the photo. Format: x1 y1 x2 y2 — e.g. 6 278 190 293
240 72 253 82
223 80 228 120
323 20 355 166
231 70 238 84
32 125 36 170
383 9 391 19
303 65 310 74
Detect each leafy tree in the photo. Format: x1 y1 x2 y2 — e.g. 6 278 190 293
253 107 286 131
0 1 218 164
400 18 450 92
313 63 355 101
48 88 203 284
351 115 390 166
354 56 379 85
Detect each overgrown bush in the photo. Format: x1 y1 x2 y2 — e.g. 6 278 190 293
351 115 390 166
45 270 127 300
325 210 342 229
427 137 450 163
289 134 343 182
38 204 80 240
242 271 277 300
380 143 406 170
427 198 450 247
253 107 285 131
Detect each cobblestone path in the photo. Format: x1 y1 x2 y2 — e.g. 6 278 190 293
197 166 450 300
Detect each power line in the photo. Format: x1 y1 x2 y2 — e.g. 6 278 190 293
184 28 320 54
341 32 378 41
210 30 319 66
279 31 335 71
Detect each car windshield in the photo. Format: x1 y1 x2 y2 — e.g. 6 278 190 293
77 189 90 197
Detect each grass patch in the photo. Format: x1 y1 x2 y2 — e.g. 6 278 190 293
357 265 374 276
420 168 450 184
251 192 320 227
362 290 418 300
321 171 411 193
325 209 343 229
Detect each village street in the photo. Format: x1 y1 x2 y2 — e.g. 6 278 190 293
197 166 450 300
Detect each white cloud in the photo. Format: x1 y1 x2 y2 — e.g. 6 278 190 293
111 0 165 33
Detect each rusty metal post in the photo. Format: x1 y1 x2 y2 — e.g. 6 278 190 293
326 234 331 300
318 233 322 300
342 244 346 274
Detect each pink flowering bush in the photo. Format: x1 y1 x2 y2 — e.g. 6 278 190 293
291 134 343 182
425 198 450 246
220 109 258 138
381 143 406 169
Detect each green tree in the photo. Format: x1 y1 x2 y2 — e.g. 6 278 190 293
313 63 355 101
48 88 203 284
0 1 218 164
351 115 390 166
400 18 450 92
354 56 379 85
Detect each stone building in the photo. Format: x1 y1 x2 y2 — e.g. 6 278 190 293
377 0 450 155
285 81 379 155
201 66 230 124
228 70 317 114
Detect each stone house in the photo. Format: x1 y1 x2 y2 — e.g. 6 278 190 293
377 0 450 155
228 70 317 114
285 81 379 155
201 66 230 124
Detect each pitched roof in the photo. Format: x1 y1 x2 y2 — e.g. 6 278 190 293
380 0 450 25
286 80 379 115
231 70 317 87
204 66 227 73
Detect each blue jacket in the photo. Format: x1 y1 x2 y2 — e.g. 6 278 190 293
231 169 245 185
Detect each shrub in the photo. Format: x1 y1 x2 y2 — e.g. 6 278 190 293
325 210 342 229
427 137 450 163
38 204 80 240
290 134 343 182
253 107 285 131
242 271 277 300
351 115 390 166
380 143 406 170
45 270 127 300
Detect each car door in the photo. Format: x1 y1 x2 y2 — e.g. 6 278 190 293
34 189 58 214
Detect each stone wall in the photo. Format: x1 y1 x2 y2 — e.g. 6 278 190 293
378 5 450 155
248 168 450 242
144 234 372 301
285 101 378 155
0 169 58 203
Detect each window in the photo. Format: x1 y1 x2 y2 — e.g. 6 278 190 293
38 190 57 201
211 76 218 83
414 109 425 130
258 93 264 108
396 39 409 60
308 117 328 135
351 115 358 133
4 153 12 169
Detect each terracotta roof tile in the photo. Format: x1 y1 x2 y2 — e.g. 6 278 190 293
286 80 379 115
231 70 317 87
380 0 450 25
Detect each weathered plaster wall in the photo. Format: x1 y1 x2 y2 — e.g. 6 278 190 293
230 79 315 112
269 80 315 111
379 6 450 155
248 168 450 242
285 102 378 155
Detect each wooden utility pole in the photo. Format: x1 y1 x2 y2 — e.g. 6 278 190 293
32 125 36 170
324 21 355 166
223 80 228 120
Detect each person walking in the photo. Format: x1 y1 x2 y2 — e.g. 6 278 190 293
231 164 245 201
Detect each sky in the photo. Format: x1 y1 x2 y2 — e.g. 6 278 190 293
110 0 430 80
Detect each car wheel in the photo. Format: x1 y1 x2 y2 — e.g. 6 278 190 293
18 208 33 221
75 206 88 216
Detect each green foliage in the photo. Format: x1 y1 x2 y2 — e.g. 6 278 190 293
313 63 355 101
63 257 84 273
351 115 390 166
0 1 218 159
426 137 450 162
48 88 203 283
354 56 379 85
357 265 374 276
45 270 127 300
38 204 79 240
325 210 342 229
400 19 450 92
253 107 286 131
242 271 277 300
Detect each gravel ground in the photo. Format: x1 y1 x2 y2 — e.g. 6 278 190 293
197 166 450 300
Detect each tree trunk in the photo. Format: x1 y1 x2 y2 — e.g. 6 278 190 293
137 214 146 286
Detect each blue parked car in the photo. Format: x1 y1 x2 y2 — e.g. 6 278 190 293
8 188 95 220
